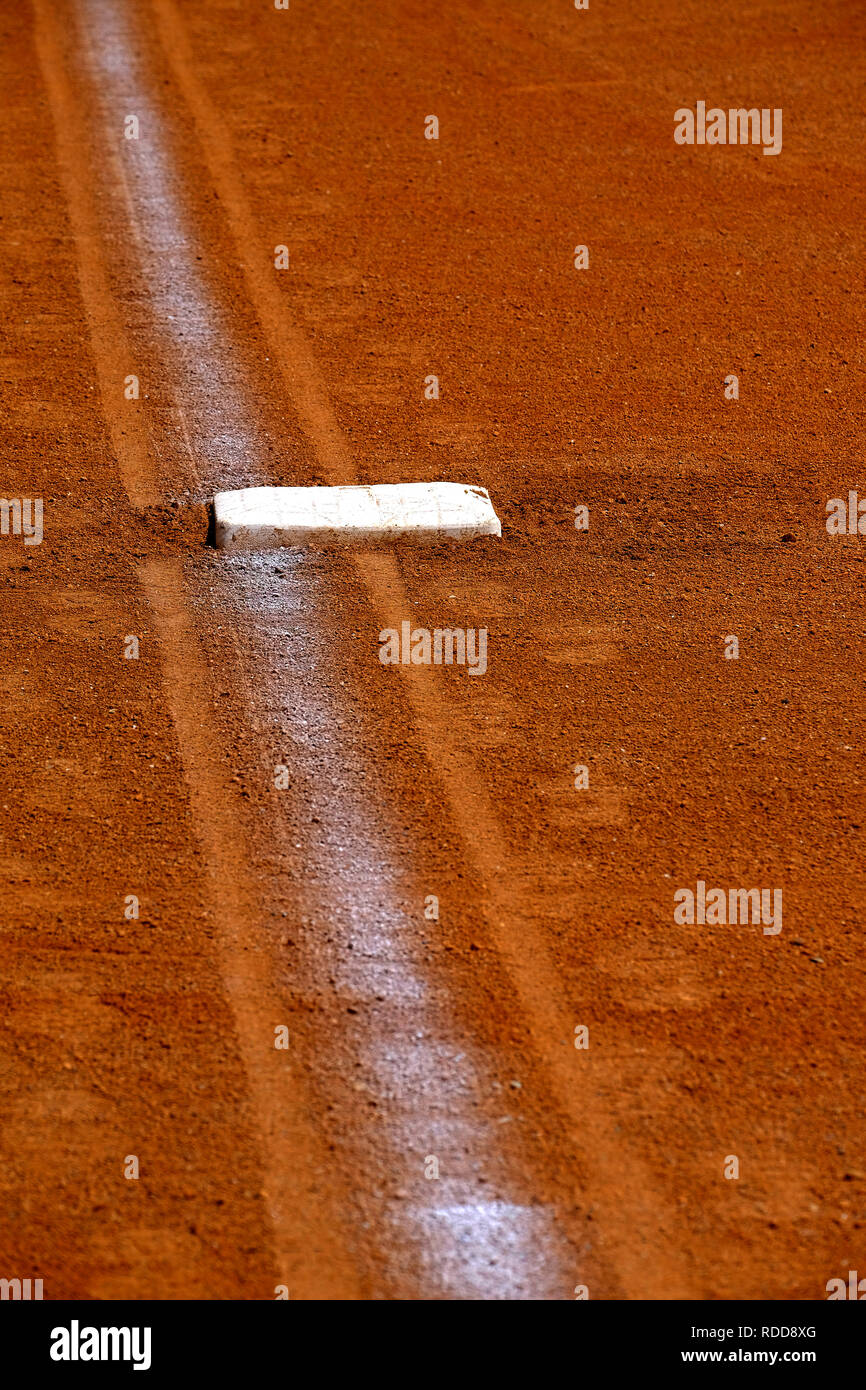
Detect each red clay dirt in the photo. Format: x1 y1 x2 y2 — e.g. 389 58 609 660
0 0 864 1299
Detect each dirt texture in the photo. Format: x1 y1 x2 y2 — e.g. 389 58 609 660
0 0 864 1299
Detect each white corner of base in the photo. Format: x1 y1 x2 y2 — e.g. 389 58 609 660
213 482 502 550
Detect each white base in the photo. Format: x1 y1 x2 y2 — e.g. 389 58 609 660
213 482 501 550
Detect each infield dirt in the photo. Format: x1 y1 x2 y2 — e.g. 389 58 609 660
0 0 864 1299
